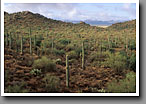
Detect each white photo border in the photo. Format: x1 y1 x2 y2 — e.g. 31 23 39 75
1 0 139 96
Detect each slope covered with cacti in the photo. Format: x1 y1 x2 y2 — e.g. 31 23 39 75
4 11 136 93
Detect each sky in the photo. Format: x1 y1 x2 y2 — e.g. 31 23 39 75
4 3 136 21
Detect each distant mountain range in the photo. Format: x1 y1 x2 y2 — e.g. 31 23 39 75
63 20 126 26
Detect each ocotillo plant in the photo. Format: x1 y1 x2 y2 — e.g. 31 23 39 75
20 35 23 54
82 41 85 70
66 54 69 87
29 27 32 55
9 32 12 49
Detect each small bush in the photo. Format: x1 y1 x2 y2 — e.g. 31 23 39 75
5 81 29 93
33 56 56 72
59 38 71 45
107 71 136 93
30 69 42 76
74 47 82 55
36 35 44 47
89 51 110 63
66 44 75 51
102 52 127 74
53 48 65 56
42 74 60 92
128 53 136 72
67 50 78 59
129 40 136 50
55 44 65 50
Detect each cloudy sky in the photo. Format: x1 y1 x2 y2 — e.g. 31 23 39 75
4 3 136 21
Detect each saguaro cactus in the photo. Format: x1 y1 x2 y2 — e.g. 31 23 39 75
29 27 32 55
52 36 54 51
20 35 23 54
9 32 12 49
34 35 36 50
66 55 69 87
16 33 18 52
108 34 111 49
82 41 85 70
5 31 8 46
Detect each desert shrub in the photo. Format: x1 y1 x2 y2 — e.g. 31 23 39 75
42 74 60 92
5 81 29 93
59 38 71 45
66 43 75 51
128 53 136 72
30 69 42 76
36 35 44 47
33 56 56 72
102 52 127 74
55 43 65 50
53 48 65 56
89 51 110 63
74 47 82 55
120 50 127 57
107 71 136 93
109 48 115 53
129 40 136 50
67 50 78 59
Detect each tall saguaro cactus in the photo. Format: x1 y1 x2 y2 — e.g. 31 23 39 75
9 32 12 49
82 41 85 70
5 31 8 46
16 33 18 52
108 34 111 49
20 35 23 54
66 55 69 87
34 35 36 50
52 36 54 51
29 27 32 55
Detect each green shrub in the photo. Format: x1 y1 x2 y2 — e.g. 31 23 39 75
55 43 65 50
30 69 42 76
107 71 136 93
42 74 60 92
129 40 136 50
89 51 110 63
36 35 44 47
67 50 78 59
5 81 29 93
59 38 71 45
33 56 56 72
109 48 115 53
53 48 65 56
128 53 136 72
66 43 75 51
102 52 127 74
74 47 82 55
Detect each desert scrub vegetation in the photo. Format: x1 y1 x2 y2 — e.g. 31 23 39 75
102 52 127 74
4 11 136 93
128 53 136 72
106 71 136 93
5 81 29 93
30 69 42 76
32 56 56 72
42 74 60 92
